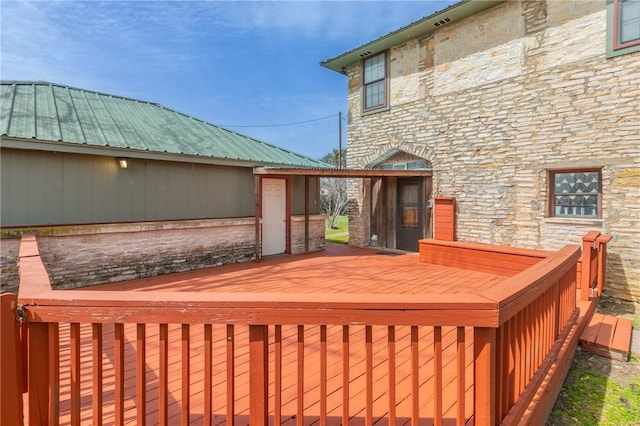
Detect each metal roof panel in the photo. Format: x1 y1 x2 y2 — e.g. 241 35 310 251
0 81 327 168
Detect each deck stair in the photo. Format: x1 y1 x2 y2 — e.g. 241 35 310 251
579 313 633 361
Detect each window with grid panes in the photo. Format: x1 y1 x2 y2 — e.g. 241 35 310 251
362 52 387 111
550 170 601 218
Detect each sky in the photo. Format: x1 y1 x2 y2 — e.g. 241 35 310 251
1 0 457 160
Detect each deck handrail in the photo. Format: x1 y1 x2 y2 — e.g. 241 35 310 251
15 234 584 425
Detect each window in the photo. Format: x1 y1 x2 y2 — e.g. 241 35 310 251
362 52 387 112
550 170 601 219
607 0 640 56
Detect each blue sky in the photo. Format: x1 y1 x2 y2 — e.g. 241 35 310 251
1 1 456 160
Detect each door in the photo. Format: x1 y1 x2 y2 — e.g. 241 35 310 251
396 178 423 251
262 178 287 256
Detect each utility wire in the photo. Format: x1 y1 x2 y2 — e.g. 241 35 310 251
219 113 338 128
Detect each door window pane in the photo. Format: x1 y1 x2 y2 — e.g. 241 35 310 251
400 184 418 228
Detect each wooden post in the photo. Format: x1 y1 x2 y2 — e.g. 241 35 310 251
1 293 24 426
433 197 456 241
255 175 262 260
580 231 599 301
474 327 496 426
596 235 612 298
305 175 310 254
28 322 51 425
249 325 269 425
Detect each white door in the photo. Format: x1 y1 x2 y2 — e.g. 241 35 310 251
262 178 286 256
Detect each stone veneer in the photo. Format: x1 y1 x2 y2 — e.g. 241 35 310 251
344 0 639 300
0 215 325 293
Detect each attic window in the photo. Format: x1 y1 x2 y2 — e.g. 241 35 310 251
433 17 452 27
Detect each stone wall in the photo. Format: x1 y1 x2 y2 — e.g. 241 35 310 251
2 216 326 291
345 0 640 300
291 214 326 254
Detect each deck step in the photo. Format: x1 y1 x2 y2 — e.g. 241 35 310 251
579 313 633 361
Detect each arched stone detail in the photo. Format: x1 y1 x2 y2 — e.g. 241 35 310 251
362 145 434 169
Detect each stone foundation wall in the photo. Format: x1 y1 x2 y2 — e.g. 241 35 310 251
291 214 326 254
34 219 256 290
345 1 640 300
0 239 20 293
1 216 328 292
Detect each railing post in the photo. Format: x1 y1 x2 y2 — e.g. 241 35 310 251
249 325 269 426
580 231 599 301
1 293 25 426
596 235 612 298
474 327 497 425
433 197 456 241
28 321 51 425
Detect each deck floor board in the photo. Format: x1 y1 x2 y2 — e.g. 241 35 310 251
32 244 516 425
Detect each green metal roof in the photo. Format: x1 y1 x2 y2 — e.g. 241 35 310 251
0 81 329 168
321 0 504 73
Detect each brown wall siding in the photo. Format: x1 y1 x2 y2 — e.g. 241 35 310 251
0 149 257 226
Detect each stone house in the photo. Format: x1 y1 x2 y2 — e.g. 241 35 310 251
0 81 328 292
321 0 640 301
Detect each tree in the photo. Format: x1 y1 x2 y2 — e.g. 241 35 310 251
319 148 347 229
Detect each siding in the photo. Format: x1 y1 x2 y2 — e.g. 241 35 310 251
1 149 256 226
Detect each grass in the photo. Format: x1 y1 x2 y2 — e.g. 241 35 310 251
550 354 640 425
325 215 348 244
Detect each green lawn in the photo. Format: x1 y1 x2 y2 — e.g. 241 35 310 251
325 215 348 244
549 352 640 425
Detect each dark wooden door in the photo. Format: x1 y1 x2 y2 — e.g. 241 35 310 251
396 178 423 251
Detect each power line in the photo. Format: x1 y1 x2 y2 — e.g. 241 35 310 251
219 113 338 128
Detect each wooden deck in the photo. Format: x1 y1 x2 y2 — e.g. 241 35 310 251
89 243 506 295
9 232 601 426
39 244 508 425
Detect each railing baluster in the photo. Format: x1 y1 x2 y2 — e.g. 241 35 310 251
226 324 235 424
411 325 419 426
434 325 442 426
297 324 304 426
495 325 504 419
28 322 50 425
388 325 396 425
137 323 146 426
47 323 60 426
320 324 327 426
274 325 282 425
159 324 169 426
182 324 190 425
204 324 213 426
114 323 125 426
92 323 102 426
342 325 349 426
456 327 465 426
365 325 373 426
70 323 81 426
249 325 269 425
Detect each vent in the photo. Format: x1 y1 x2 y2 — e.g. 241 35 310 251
433 17 452 27
359 51 373 58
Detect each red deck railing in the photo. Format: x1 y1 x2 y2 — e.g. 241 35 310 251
0 232 608 425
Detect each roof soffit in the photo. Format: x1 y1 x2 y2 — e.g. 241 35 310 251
320 0 504 73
